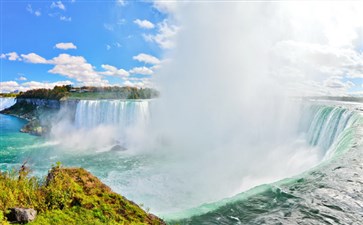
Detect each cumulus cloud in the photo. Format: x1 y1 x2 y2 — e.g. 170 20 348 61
134 19 155 29
129 66 153 75
0 52 22 61
143 20 179 49
3 51 150 88
51 1 66 10
2 52 21 61
100 64 129 77
21 53 47 64
15 52 110 86
133 53 160 64
0 81 21 93
55 42 77 50
48 54 108 86
0 80 73 93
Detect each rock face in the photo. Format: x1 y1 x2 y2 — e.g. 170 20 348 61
6 208 37 223
110 144 128 152
17 98 60 109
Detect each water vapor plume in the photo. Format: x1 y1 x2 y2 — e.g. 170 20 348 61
142 2 318 210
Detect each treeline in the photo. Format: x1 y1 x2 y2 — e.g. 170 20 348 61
303 96 363 103
17 85 71 100
16 85 159 100
0 93 18 97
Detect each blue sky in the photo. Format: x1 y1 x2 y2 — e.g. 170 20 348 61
1 0 175 92
1 1 362 96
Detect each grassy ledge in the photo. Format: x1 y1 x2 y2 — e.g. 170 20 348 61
0 163 165 225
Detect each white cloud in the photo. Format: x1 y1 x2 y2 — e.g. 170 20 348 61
22 81 73 90
100 64 129 77
5 52 129 87
48 54 108 86
134 19 155 29
55 42 77 50
106 45 111 50
0 81 21 93
272 40 363 81
133 53 160 64
114 42 121 48
288 77 356 97
18 53 109 86
60 16 71 22
6 52 21 61
123 80 147 88
143 19 178 49
323 76 354 89
0 81 74 93
129 66 153 75
51 1 66 10
0 54 6 59
152 1 179 15
18 76 27 81
116 0 126 6
26 3 41 16
21 53 47 64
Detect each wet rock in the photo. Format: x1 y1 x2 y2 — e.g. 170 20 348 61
6 208 37 223
110 144 127 152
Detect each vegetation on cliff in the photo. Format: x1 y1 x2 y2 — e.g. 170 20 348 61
15 85 159 100
0 93 18 97
17 86 71 100
0 163 165 225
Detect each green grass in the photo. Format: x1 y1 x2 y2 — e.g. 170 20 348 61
0 164 165 225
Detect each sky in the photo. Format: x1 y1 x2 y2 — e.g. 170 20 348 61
0 0 177 92
0 1 363 96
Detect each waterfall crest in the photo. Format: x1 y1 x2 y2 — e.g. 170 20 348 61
0 98 16 111
74 100 150 129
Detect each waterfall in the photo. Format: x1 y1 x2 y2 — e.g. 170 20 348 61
303 105 357 153
0 98 16 111
168 103 362 222
74 100 151 129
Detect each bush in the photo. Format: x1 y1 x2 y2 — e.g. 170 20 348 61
0 163 165 225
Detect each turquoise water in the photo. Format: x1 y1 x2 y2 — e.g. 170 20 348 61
0 114 40 170
0 100 362 224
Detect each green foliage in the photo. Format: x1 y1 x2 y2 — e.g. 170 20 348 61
0 93 18 97
0 165 165 225
14 85 159 101
68 86 159 100
17 86 70 100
